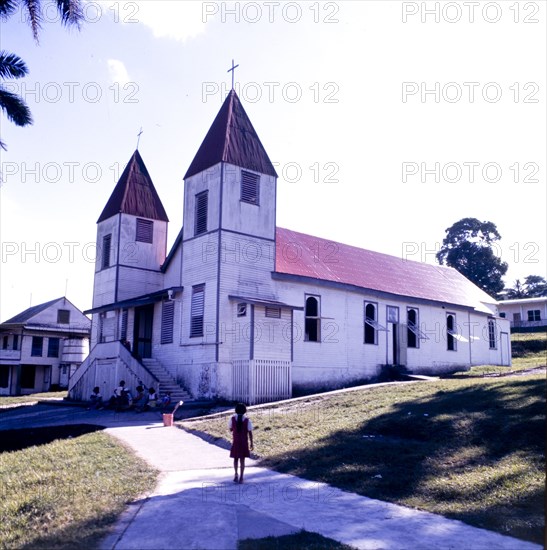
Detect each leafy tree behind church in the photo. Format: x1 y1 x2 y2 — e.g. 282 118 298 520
0 0 84 150
436 218 508 297
503 275 547 299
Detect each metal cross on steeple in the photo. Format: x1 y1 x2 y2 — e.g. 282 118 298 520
227 59 239 90
136 127 143 149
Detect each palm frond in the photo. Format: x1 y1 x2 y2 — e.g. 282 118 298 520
56 0 83 28
0 86 33 126
0 136 7 150
0 51 29 79
24 0 42 41
0 0 18 20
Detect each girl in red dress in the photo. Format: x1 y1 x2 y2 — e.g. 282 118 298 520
229 403 254 483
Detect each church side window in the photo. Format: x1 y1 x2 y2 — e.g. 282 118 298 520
407 308 419 349
190 284 205 337
136 218 154 243
194 191 208 236
364 302 377 344
446 313 457 351
488 318 497 349
102 234 112 269
161 301 175 344
2 336 7 349
241 171 260 205
305 295 321 342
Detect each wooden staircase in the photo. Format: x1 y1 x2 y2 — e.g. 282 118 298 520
141 358 192 403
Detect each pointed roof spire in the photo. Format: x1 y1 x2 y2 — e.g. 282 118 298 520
184 90 278 179
97 150 169 223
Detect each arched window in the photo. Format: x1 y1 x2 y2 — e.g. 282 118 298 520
364 303 377 344
407 308 418 349
305 296 320 342
447 314 456 351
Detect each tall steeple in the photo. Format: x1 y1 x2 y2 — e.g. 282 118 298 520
98 150 168 223
92 149 169 312
184 90 277 179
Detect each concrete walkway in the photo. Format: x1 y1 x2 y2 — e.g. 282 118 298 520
0 404 541 550
99 420 541 550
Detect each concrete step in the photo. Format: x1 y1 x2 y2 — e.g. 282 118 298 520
141 358 193 401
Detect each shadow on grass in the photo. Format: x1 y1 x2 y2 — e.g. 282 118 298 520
0 424 104 453
18 512 120 550
261 378 545 544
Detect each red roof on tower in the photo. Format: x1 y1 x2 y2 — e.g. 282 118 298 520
184 90 278 179
97 150 169 223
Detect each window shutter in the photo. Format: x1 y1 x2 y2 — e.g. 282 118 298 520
121 309 128 341
241 171 259 204
190 285 205 337
265 306 281 318
102 234 112 269
136 219 154 243
195 192 208 235
161 301 175 344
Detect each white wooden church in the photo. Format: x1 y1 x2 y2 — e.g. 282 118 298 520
69 90 511 404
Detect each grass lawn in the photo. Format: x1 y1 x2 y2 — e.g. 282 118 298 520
184 334 546 545
0 391 68 407
0 427 158 549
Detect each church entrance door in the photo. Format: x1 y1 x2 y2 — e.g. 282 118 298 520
134 304 154 359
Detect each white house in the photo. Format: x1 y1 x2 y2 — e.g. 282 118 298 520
0 297 90 395
68 90 511 404
497 297 547 331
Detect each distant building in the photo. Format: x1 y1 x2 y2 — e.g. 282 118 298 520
68 90 511 405
497 297 547 332
0 297 91 395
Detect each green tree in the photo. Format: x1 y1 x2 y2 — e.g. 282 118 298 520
504 279 526 299
0 0 84 149
503 275 547 299
522 275 547 297
436 217 508 297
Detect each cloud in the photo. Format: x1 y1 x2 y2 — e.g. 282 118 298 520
107 59 130 86
124 1 206 42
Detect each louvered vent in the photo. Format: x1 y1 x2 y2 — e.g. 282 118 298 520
190 285 205 337
195 191 208 235
161 301 175 344
136 218 153 243
241 171 259 204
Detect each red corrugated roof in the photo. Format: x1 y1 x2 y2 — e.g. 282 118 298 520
184 90 277 179
97 150 169 223
275 227 495 309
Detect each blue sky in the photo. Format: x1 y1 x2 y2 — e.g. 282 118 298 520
0 0 545 321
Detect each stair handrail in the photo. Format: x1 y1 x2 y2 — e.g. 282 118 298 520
118 344 160 385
